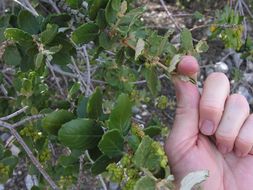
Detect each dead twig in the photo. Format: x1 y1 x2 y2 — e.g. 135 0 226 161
0 120 59 190
159 0 181 31
0 106 29 121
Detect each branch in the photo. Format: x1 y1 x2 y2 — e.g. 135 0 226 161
13 114 45 128
82 46 92 96
46 58 65 97
71 56 88 93
39 0 61 13
85 151 108 190
159 0 181 31
0 121 59 190
12 0 39 16
0 106 29 121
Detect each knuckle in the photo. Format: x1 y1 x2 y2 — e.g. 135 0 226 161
215 132 235 143
235 137 253 147
200 102 223 115
228 94 250 114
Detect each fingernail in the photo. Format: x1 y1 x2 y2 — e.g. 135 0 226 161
218 144 228 154
235 149 243 157
201 120 214 135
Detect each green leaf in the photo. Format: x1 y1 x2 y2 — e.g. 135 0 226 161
68 82 80 99
134 176 156 190
3 45 22 66
105 0 118 24
0 156 18 170
180 28 194 52
145 65 161 97
108 94 132 135
77 96 89 118
91 154 114 175
195 40 209 53
52 50 71 65
35 52 44 68
89 0 109 20
132 136 161 172
58 155 79 166
143 125 161 137
71 23 100 45
4 28 34 49
87 87 103 119
58 118 104 149
40 24 59 45
127 135 140 152
17 10 40 34
111 0 121 10
66 0 82 9
96 9 107 29
99 32 113 49
43 13 71 27
42 110 75 135
98 129 124 158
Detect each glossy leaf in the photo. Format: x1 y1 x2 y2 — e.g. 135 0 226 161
58 118 104 149
87 87 103 119
98 129 124 158
76 96 89 118
40 24 59 45
42 110 75 135
3 45 21 66
134 176 156 190
4 28 34 49
89 0 109 20
132 136 161 172
108 94 132 135
91 154 114 175
17 10 40 34
71 23 100 45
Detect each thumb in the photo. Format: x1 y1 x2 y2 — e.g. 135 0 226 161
165 56 200 161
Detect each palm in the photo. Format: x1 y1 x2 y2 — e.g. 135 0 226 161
168 134 253 190
165 56 253 190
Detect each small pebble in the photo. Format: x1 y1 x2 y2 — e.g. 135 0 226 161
214 62 229 73
135 114 142 120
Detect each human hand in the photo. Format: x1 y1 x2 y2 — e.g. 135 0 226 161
165 56 253 190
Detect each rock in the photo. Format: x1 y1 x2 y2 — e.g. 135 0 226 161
237 86 253 104
243 73 253 85
25 175 38 190
135 114 142 120
214 62 229 73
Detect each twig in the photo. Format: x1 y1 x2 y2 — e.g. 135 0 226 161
0 96 15 100
0 106 28 121
76 154 85 190
39 0 61 13
159 0 181 31
131 74 167 85
0 84 8 96
13 114 45 128
85 151 108 190
12 0 39 16
46 58 65 97
71 56 87 93
0 120 59 190
82 46 92 96
241 0 253 19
